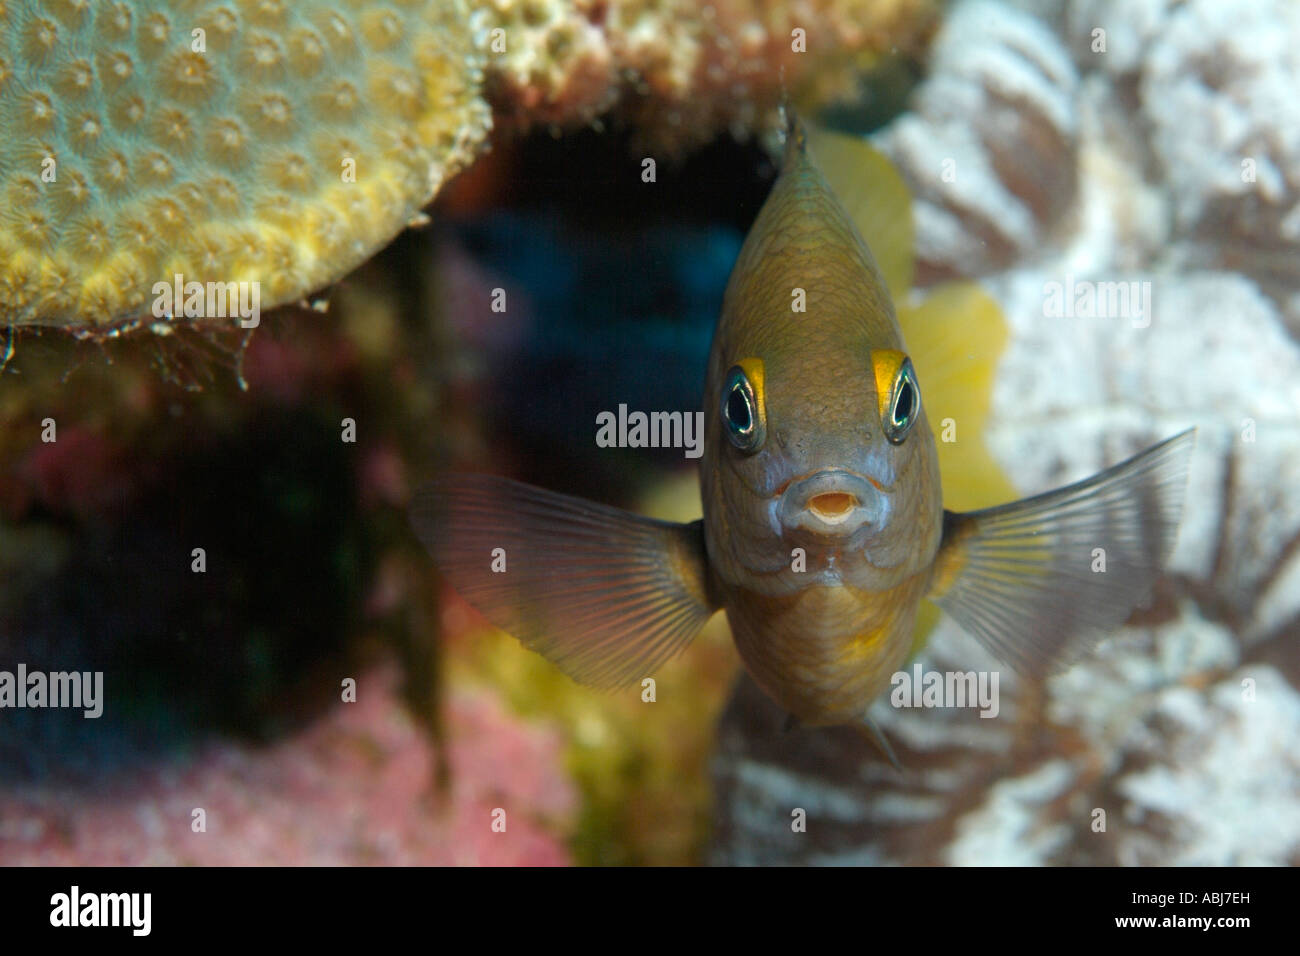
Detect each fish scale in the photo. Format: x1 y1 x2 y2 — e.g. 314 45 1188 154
726 577 928 726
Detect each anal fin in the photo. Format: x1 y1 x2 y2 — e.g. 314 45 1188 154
856 716 903 772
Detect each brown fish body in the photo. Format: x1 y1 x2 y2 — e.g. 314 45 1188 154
723 575 931 726
700 124 942 726
413 117 1193 744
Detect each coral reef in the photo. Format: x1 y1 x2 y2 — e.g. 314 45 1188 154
0 666 576 865
481 0 940 146
1 0 939 329
872 0 1300 644
0 0 490 328
0 249 586 864
0 193 740 864
713 612 1300 865
872 0 1080 283
1067 0 1300 313
4 0 1293 869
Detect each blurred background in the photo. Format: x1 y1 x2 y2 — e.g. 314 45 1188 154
1 0 1298 865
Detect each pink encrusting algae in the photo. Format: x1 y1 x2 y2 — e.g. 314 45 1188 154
0 665 577 865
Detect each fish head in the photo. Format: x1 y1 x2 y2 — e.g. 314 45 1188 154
702 123 943 594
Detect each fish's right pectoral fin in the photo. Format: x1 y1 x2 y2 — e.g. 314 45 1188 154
410 474 721 690
928 430 1195 678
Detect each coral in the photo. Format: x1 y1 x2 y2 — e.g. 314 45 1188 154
713 610 1300 866
869 0 1300 645
872 0 1080 284
1 0 938 331
481 0 940 146
1109 669 1300 866
1067 0 1300 314
0 0 490 328
0 666 577 865
987 271 1300 641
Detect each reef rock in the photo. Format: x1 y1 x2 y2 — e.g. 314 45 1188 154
1067 0 1300 309
481 0 939 145
873 0 1081 284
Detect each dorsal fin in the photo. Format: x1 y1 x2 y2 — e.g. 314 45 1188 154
803 123 914 303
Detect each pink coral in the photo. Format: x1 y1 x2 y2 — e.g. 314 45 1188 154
0 665 577 866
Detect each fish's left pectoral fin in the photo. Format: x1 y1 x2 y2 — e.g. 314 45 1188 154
411 474 721 690
928 430 1195 678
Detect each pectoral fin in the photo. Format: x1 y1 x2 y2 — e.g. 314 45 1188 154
928 430 1195 677
411 474 720 689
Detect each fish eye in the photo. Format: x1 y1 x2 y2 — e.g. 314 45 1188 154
722 365 765 452
884 358 920 444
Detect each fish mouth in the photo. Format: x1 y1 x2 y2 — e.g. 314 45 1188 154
808 492 856 522
778 469 886 537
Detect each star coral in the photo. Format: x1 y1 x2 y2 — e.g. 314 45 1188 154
0 0 938 330
0 0 490 328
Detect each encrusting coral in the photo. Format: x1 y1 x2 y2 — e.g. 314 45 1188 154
0 0 491 329
480 0 939 142
0 0 938 330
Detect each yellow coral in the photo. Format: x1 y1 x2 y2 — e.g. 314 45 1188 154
2 0 935 330
0 0 490 328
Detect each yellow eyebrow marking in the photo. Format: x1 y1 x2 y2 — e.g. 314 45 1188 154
870 349 907 422
734 356 767 429
735 356 765 402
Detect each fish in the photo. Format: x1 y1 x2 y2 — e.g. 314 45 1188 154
411 114 1194 742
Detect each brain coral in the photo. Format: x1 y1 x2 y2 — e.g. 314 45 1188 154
0 0 490 328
